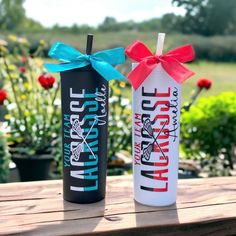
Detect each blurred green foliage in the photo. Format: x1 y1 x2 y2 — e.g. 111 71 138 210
181 92 236 176
0 131 10 183
0 36 61 157
2 32 236 62
108 80 132 161
172 0 236 35
0 0 43 32
96 15 182 33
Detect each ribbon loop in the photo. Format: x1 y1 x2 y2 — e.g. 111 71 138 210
48 42 83 62
45 42 126 81
125 40 154 62
125 40 195 90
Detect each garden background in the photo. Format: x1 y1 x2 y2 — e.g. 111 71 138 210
0 0 236 182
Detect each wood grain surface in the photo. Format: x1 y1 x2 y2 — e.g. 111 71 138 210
1 176 236 236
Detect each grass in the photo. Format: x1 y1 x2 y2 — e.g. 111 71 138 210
2 31 235 103
4 30 235 52
182 61 236 102
117 60 236 103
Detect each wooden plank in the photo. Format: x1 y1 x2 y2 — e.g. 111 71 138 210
0 180 62 202
1 181 236 217
0 176 236 235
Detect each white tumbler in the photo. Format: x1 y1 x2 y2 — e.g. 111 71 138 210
132 34 181 206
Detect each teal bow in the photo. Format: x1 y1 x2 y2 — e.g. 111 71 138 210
45 42 126 81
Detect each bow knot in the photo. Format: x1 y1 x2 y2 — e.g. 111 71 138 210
45 42 126 81
143 57 158 67
146 55 160 64
82 54 91 62
125 40 195 90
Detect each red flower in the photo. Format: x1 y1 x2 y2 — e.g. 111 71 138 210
38 74 56 90
0 89 7 105
197 78 212 90
21 56 28 63
19 66 27 73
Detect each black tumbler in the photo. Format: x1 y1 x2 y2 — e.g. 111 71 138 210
60 35 108 203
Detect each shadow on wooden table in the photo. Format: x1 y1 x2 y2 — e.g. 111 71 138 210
20 199 106 236
133 201 180 236
96 201 180 236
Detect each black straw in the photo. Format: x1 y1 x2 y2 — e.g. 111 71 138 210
86 34 93 55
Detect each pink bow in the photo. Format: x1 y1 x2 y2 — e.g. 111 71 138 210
125 40 195 90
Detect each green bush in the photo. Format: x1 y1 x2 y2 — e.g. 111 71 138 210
167 34 236 62
181 92 236 176
192 36 236 62
0 131 10 183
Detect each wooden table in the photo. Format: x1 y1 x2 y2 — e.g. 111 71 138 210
1 176 236 236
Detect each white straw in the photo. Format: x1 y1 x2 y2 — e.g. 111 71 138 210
156 33 165 56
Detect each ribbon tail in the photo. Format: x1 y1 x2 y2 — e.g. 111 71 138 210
45 61 89 73
165 44 195 63
127 60 157 90
93 48 125 65
91 59 126 81
161 58 195 84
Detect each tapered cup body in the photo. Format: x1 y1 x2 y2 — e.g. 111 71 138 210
132 63 181 206
61 65 108 203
